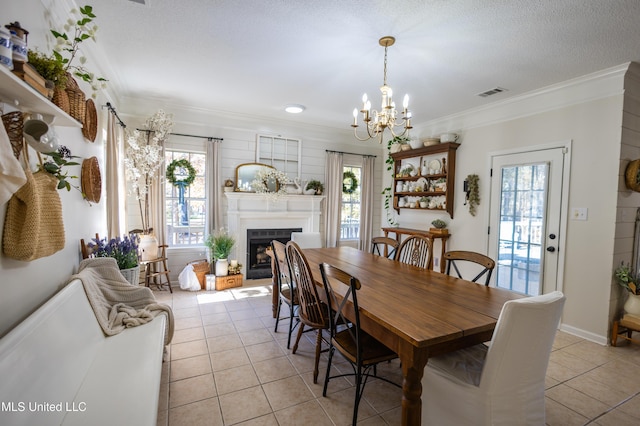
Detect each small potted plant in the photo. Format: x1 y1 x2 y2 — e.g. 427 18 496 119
615 262 640 315
430 219 448 235
419 196 429 208
205 228 236 276
89 234 140 285
306 179 324 195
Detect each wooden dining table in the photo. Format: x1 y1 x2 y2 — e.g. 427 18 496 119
301 247 524 426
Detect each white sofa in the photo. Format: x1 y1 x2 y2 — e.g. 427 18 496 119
0 279 167 426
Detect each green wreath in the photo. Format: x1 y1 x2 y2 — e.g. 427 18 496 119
166 159 196 187
342 170 358 194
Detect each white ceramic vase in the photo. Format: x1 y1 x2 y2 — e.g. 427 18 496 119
624 293 640 316
139 234 158 261
215 259 229 276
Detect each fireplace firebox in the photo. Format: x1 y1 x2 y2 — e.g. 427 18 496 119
246 228 302 279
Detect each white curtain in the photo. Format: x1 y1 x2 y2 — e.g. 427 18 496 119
205 139 223 235
359 155 375 251
324 151 343 247
106 113 125 239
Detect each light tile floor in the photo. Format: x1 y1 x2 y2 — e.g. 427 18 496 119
153 282 640 426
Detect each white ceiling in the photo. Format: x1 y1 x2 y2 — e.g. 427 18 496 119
93 0 640 130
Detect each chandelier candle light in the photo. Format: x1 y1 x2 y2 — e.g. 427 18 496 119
352 36 412 143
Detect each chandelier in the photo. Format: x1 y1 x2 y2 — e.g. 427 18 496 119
351 36 412 143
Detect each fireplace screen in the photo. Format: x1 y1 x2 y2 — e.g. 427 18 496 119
246 228 302 279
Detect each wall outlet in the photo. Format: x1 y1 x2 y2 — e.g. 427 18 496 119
571 207 588 221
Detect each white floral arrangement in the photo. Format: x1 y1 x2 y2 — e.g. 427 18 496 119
124 110 174 232
251 168 290 200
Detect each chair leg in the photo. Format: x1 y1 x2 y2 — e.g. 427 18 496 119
352 365 363 426
292 323 305 354
313 328 323 384
286 304 296 349
612 320 619 346
322 346 335 397
274 299 282 333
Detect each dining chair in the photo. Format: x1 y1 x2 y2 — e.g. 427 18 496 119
320 262 399 426
285 241 329 383
421 291 566 426
370 236 400 259
395 235 433 269
444 250 496 285
80 233 100 259
290 231 323 248
271 240 299 349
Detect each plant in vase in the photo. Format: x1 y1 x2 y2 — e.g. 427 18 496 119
419 196 429 208
205 228 236 276
124 110 174 260
615 263 640 316
305 179 324 195
430 219 448 235
89 234 140 285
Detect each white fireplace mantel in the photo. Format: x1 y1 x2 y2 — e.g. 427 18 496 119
224 192 325 277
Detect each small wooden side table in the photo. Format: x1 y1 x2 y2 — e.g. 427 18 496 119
381 227 450 272
611 314 640 346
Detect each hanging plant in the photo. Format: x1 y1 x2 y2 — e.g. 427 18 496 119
382 138 398 226
342 170 359 194
465 174 480 216
166 159 196 188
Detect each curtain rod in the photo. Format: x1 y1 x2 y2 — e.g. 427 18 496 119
136 129 223 141
103 102 126 128
325 149 376 158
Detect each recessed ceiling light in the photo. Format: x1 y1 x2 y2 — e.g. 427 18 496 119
285 104 305 114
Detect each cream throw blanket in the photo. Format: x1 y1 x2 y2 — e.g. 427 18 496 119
70 257 174 346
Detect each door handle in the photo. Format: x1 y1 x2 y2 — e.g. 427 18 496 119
546 246 556 253
549 233 556 240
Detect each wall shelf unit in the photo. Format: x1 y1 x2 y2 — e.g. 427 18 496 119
390 142 460 218
0 65 80 128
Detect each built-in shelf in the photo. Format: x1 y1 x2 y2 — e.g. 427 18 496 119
0 65 81 127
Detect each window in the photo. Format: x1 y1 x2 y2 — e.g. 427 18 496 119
341 166 361 240
256 135 301 180
165 150 206 246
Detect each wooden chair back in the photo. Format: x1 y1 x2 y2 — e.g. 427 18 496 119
272 240 294 302
395 235 433 269
80 233 100 259
444 250 496 285
285 241 326 329
371 236 400 259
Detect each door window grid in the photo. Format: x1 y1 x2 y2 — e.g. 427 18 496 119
497 163 547 295
341 166 361 240
165 151 206 246
256 135 301 179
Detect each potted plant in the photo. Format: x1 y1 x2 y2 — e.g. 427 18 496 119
88 234 140 285
419 196 429 208
306 179 324 195
27 50 67 97
205 228 236 276
430 219 448 235
615 263 640 316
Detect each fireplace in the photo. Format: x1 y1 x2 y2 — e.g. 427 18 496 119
246 228 302 279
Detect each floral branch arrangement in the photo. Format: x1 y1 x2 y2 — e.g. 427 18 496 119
382 137 399 226
124 110 174 233
41 145 81 191
464 174 480 216
251 168 290 200
89 234 140 270
51 5 107 97
615 262 640 295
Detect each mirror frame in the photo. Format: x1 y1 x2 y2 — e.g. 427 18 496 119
235 162 278 192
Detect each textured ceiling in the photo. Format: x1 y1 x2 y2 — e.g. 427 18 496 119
91 0 640 129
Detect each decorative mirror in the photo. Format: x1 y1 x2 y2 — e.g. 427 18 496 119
235 162 277 192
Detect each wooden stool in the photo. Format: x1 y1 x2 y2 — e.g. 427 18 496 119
611 314 640 346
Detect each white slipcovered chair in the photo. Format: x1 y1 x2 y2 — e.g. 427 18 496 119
421 291 565 426
290 232 322 248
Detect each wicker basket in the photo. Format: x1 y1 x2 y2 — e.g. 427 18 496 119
52 87 70 114
2 111 24 160
191 261 210 290
120 265 141 286
66 88 86 123
625 159 640 192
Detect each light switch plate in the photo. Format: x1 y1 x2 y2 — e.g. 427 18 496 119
571 207 588 221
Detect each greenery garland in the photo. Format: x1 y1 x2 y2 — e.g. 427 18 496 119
166 159 196 187
465 174 480 216
343 170 359 194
